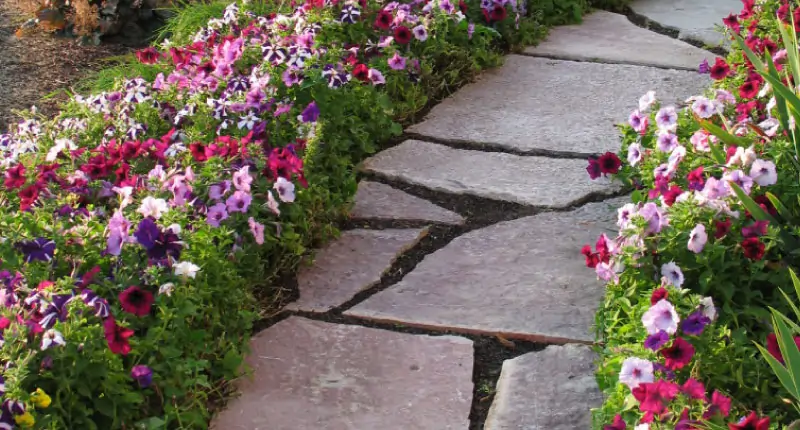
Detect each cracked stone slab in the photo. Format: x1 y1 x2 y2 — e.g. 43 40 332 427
526 11 715 70
630 0 740 49
211 317 474 430
286 228 428 312
350 180 465 225
345 197 628 343
361 140 619 208
406 55 708 155
484 345 602 430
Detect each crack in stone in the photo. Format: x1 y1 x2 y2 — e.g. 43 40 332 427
402 133 598 159
518 51 701 72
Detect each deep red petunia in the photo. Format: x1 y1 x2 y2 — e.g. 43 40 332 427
661 185 683 207
765 332 800 365
722 13 740 32
598 152 622 175
741 237 765 260
119 286 155 317
704 390 731 419
709 58 731 80
586 157 601 179
135 47 161 65
714 218 732 239
374 10 393 30
104 317 134 355
650 287 669 305
660 337 695 370
728 411 770 430
580 245 600 268
739 80 760 99
490 5 507 22
353 63 370 82
3 164 26 190
393 26 412 44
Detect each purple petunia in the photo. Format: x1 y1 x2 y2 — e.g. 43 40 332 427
300 102 320 123
16 238 56 263
645 330 670 351
681 311 711 336
131 365 153 388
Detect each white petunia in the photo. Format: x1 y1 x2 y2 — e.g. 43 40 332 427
173 261 201 279
642 299 680 335
687 224 708 254
41 329 66 351
749 159 778 186
619 357 654 389
661 261 684 287
137 196 169 219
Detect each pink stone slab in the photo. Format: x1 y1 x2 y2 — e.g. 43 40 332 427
211 317 474 430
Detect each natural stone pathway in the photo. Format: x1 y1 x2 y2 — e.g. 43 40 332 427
215 4 738 429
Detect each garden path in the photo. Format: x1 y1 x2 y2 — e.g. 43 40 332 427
212 3 736 429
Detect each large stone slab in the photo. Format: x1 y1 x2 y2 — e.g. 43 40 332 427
361 140 618 208
526 11 715 70
212 317 474 430
345 198 628 343
350 180 465 225
286 228 428 312
407 56 708 154
484 345 601 430
630 0 740 49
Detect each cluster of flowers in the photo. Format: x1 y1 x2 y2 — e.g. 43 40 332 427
0 0 528 425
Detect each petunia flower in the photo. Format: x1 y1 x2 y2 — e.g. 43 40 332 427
728 412 770 430
644 331 669 351
174 261 200 279
632 380 679 414
137 196 169 220
226 191 252 213
660 262 684 287
619 357 654 389
104 318 134 355
703 390 732 419
40 329 65 351
687 224 707 253
368 68 386 85
412 25 428 41
232 166 253 192
131 365 153 388
680 378 706 400
300 102 320 123
274 177 296 202
660 337 695 370
627 143 642 166
642 299 680 335
248 217 265 245
207 202 230 227
655 106 678 131
681 311 711 336
638 90 656 112
266 191 280 215
388 53 407 70
749 159 777 186
16 238 55 263
603 415 626 430
119 286 154 317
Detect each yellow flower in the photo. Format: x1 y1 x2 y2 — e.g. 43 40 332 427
30 388 51 408
14 411 34 428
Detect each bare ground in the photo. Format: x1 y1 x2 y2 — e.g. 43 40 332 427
0 3 134 129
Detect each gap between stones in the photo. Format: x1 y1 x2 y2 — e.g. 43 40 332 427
620 6 730 56
401 132 596 159
517 51 701 72
251 175 627 429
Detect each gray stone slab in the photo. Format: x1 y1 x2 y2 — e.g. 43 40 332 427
286 228 428 312
484 345 602 430
212 317 474 430
351 180 465 225
361 140 619 208
345 197 628 343
630 0 740 49
406 56 708 154
526 11 715 70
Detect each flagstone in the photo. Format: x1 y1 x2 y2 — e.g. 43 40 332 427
345 197 627 343
361 140 619 208
211 317 474 430
526 11 714 70
630 0 741 49
406 55 707 155
350 180 465 225
286 228 428 312
484 345 601 430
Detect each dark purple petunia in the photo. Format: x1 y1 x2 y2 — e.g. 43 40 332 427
39 294 73 329
300 102 320 123
653 362 676 380
645 330 670 351
81 289 110 319
698 59 710 74
131 364 153 388
681 311 711 336
134 218 160 249
16 238 56 263
134 218 182 264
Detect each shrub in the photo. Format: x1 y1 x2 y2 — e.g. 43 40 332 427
0 0 584 427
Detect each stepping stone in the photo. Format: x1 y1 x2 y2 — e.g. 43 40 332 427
350 180 465 225
407 56 708 155
345 197 628 343
286 228 428 312
361 140 618 208
484 345 601 430
211 317 474 430
526 11 715 70
630 0 741 49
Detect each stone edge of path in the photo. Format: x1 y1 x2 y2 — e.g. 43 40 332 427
350 180 466 225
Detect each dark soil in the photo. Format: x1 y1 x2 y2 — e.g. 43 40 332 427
0 3 138 129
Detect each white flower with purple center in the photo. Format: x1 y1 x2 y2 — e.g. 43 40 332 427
701 177 731 200
412 25 428 41
388 53 407 70
233 166 253 192
638 91 656 112
656 131 679 152
266 191 281 215
226 191 252 213
274 177 296 202
368 68 385 85
642 299 680 335
639 202 669 234
660 262 684 287
667 145 686 173
699 297 717 321
688 224 708 254
749 159 777 186
619 357 654 389
628 110 648 133
627 143 642 166
655 106 678 132
759 118 780 137
715 89 736 104
691 96 717 118
41 329 66 351
617 203 637 229
722 169 754 194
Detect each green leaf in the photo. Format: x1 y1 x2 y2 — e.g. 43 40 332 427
766 192 794 222
729 182 778 224
695 119 746 161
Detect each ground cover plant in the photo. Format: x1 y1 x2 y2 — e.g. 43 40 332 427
587 1 800 428
0 0 596 427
